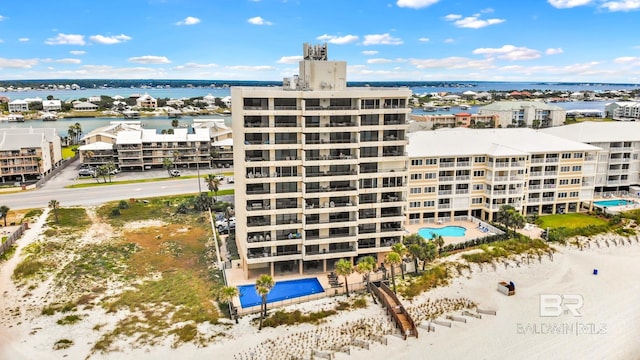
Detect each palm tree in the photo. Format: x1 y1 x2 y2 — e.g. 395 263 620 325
355 256 376 302
48 200 60 223
496 205 526 236
384 252 401 293
172 150 180 169
218 286 239 324
334 258 354 297
256 274 274 330
205 174 222 201
163 158 174 176
433 234 445 254
421 242 438 271
67 126 76 145
0 205 9 227
171 119 179 128
73 123 83 144
407 243 423 275
391 242 407 279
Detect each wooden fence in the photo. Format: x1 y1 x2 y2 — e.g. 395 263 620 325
0 223 28 256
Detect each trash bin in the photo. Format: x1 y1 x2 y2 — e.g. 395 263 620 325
593 269 598 275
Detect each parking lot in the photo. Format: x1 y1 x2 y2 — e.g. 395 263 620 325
43 158 233 190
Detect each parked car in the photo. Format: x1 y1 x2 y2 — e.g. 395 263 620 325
227 177 234 184
170 170 181 177
110 168 121 175
78 168 96 177
216 216 236 233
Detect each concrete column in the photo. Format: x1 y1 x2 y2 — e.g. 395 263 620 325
270 262 274 277
299 260 303 274
323 259 327 272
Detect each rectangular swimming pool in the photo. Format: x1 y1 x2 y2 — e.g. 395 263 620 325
238 277 325 308
594 199 635 207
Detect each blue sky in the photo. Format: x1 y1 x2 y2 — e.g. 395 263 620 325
1 0 640 83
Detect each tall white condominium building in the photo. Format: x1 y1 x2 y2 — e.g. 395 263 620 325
478 101 565 128
540 122 640 195
232 43 410 278
405 128 600 224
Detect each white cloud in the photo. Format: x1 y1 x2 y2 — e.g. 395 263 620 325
473 45 541 60
444 14 462 20
176 16 201 26
0 15 5 21
444 38 455 43
0 58 39 69
548 0 593 8
18 38 29 42
448 15 506 29
396 0 439 9
362 50 379 55
545 47 564 55
367 58 394 64
128 55 171 64
55 58 82 64
248 16 272 25
418 37 430 42
0 39 4 44
277 56 303 64
316 34 359 44
70 50 86 55
363 33 403 46
614 56 640 66
89 34 132 45
480 8 495 13
410 56 495 70
600 0 640 11
226 65 275 71
174 62 218 69
45 33 85 46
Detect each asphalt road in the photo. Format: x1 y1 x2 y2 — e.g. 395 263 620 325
0 161 235 210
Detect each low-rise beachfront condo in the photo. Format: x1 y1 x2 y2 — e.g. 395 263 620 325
405 128 601 224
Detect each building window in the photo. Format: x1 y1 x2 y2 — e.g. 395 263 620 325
473 184 484 190
410 187 422 194
572 165 582 172
558 192 567 198
424 172 436 179
573 153 583 159
560 166 570 172
571 178 580 184
425 158 437 165
424 186 435 193
471 197 483 204
559 179 569 185
562 153 571 159
423 201 435 207
474 156 486 163
409 201 421 208
570 191 579 197
411 159 423 166
410 173 422 180
473 170 485 177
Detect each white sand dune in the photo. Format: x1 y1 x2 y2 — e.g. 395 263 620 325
2 212 640 360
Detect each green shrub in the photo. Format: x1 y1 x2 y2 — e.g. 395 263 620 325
56 314 82 325
110 208 121 216
118 200 129 209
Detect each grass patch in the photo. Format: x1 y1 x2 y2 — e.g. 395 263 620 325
536 213 607 229
42 302 77 315
57 314 82 325
53 338 74 350
400 265 450 300
21 208 43 222
0 243 16 262
260 309 338 328
61 146 78 159
48 207 91 230
13 257 47 280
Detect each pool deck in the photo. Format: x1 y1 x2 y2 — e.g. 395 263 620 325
593 197 640 213
404 220 489 246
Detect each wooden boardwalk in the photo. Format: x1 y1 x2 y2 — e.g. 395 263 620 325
371 281 418 339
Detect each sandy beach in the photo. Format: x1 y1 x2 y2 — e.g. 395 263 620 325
2 212 640 360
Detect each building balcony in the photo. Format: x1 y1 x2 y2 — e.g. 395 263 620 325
246 251 302 264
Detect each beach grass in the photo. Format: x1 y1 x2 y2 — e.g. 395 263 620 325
400 265 450 299
536 213 607 229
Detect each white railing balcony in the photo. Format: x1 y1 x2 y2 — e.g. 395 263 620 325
527 198 540 203
529 171 542 177
440 163 455 168
543 184 556 189
546 158 559 163
438 190 453 195
455 189 469 195
494 163 509 168
437 204 451 209
456 175 470 181
531 158 544 164
494 176 509 181
542 197 555 202
528 185 541 190
456 161 471 167
545 171 558 176
439 176 454 182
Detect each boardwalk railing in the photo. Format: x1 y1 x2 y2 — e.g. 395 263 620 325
379 281 418 339
370 281 418 340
